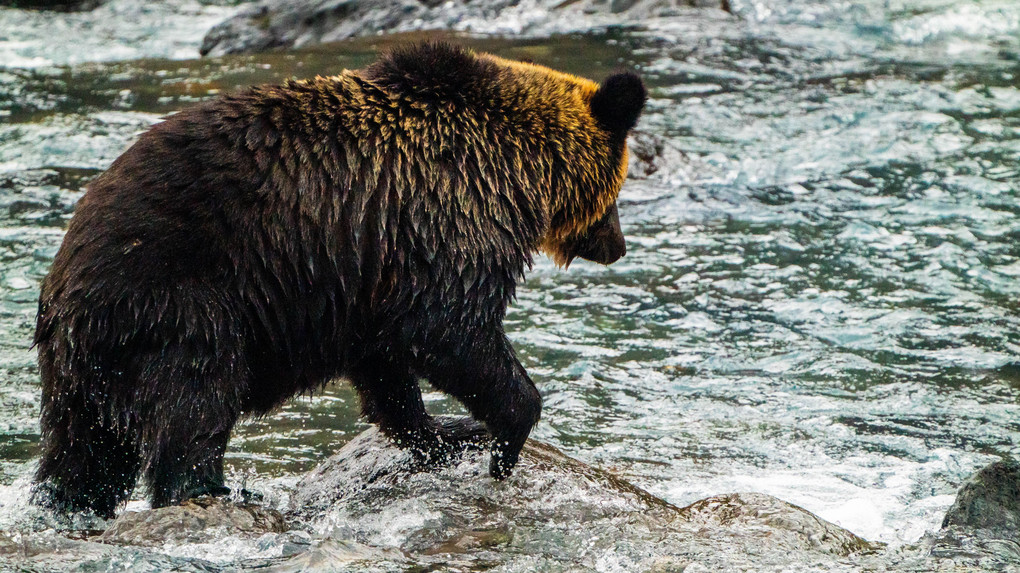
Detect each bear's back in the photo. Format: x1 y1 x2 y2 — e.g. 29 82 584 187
37 43 616 391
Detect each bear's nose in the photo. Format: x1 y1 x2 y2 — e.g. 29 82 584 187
576 203 626 266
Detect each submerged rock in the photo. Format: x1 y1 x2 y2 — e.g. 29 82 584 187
928 459 1020 565
200 0 437 57
3 497 300 571
627 130 698 184
99 497 288 547
199 0 728 57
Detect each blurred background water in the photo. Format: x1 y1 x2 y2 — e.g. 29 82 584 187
0 0 1018 570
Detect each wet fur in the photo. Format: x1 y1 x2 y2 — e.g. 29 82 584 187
33 42 645 517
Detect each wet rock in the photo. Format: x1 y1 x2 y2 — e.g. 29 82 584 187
679 492 874 557
1 534 110 570
283 425 876 570
0 0 102 11
928 459 1020 565
259 538 413 573
98 497 288 547
289 427 682 549
200 0 428 57
627 130 694 183
1 529 239 573
941 459 1020 534
200 0 729 57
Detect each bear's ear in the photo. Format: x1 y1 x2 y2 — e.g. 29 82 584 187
590 72 647 135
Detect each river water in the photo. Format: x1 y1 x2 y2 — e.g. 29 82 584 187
0 0 1018 570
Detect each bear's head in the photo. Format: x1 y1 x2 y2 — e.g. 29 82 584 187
366 43 646 269
482 61 646 269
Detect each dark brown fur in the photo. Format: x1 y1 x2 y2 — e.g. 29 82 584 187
33 42 645 517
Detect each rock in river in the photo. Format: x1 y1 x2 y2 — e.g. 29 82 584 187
277 425 875 571
199 0 730 57
5 426 880 571
928 459 1020 566
99 497 287 547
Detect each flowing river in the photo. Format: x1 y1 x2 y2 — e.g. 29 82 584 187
0 0 1018 570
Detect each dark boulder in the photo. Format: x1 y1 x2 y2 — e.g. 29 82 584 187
199 0 730 57
199 0 519 57
0 0 101 10
941 459 1020 534
929 459 1020 565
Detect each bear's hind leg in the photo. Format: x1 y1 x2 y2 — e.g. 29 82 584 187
350 356 488 466
135 344 243 509
34 347 141 518
35 416 141 519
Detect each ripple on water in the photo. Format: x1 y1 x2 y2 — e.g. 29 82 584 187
0 0 243 68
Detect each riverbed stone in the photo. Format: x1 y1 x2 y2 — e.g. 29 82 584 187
98 497 287 547
678 492 874 556
941 459 1020 534
199 0 729 57
627 131 696 183
199 0 430 56
284 425 876 570
5 429 996 571
928 459 1020 565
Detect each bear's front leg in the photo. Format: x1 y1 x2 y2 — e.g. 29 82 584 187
350 356 489 466
416 329 542 480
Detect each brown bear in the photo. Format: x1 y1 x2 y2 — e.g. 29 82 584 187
33 42 645 517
